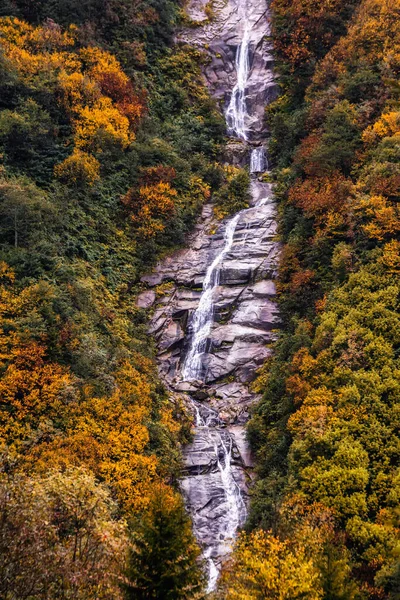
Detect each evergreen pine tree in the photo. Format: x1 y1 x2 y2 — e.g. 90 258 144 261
124 484 205 600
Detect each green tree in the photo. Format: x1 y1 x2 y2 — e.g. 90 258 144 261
124 484 205 600
320 542 360 600
0 174 52 248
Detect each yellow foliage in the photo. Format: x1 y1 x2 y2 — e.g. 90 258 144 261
58 71 101 114
74 97 133 150
123 182 178 238
379 240 400 272
219 529 323 599
362 111 400 144
79 46 129 86
160 406 181 435
0 17 76 52
357 195 400 240
54 149 101 186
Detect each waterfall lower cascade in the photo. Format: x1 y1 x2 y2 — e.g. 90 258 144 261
250 146 268 174
140 0 279 592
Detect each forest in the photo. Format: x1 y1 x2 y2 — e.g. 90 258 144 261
0 0 399 598
0 0 224 597
222 0 400 597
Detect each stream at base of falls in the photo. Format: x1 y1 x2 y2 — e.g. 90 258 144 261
140 0 279 591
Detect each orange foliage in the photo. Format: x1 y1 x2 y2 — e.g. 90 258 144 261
140 165 177 186
289 174 352 222
293 133 323 176
288 403 334 438
0 17 146 180
34 387 157 512
0 264 176 515
54 149 100 186
289 269 315 294
122 182 177 238
315 295 327 313
0 339 72 446
286 374 311 404
271 0 351 71
357 195 400 241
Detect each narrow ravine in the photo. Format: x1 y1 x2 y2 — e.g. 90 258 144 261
138 0 279 590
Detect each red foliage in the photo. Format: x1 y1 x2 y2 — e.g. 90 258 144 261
289 174 352 221
97 72 147 127
139 165 177 186
289 269 315 294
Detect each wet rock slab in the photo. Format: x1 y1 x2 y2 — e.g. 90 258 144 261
140 179 280 580
179 0 278 141
142 180 280 389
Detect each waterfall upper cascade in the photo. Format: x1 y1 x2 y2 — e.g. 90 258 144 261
139 0 279 591
225 19 251 140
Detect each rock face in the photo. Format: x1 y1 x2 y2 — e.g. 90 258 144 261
141 0 279 590
143 181 280 395
180 0 277 141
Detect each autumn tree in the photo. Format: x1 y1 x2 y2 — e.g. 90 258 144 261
218 529 323 600
0 461 127 600
122 181 177 238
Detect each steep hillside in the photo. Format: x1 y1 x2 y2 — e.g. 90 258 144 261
0 2 226 597
221 0 400 598
0 0 399 598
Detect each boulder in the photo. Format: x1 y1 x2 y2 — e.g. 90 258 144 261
136 289 156 309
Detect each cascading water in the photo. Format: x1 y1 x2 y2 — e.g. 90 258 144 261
179 1 273 592
250 146 268 173
182 213 240 381
189 400 248 592
144 0 279 593
225 20 251 140
181 207 250 591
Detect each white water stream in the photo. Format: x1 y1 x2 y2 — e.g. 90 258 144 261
182 212 240 382
182 209 250 590
180 0 272 591
250 145 268 173
226 19 251 140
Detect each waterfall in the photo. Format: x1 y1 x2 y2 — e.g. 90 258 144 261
225 22 251 140
181 3 259 593
190 401 248 593
250 146 268 173
182 213 241 382
174 0 277 592
181 188 271 590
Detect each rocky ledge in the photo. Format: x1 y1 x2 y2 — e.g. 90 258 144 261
179 0 277 140
139 0 279 584
140 179 280 423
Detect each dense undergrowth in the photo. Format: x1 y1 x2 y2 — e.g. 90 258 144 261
0 1 228 597
220 0 400 598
